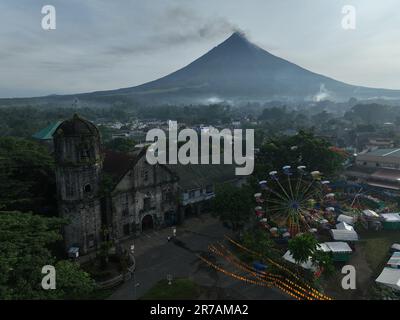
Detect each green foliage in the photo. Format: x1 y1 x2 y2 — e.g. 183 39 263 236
141 278 201 300
105 137 136 153
137 104 231 125
311 251 335 277
0 211 95 299
288 233 318 265
345 103 395 125
99 173 115 195
242 229 277 260
52 260 96 299
212 184 253 231
255 130 345 179
0 137 56 214
370 284 400 300
0 106 130 138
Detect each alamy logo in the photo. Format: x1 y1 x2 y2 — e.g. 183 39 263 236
41 265 56 290
41 5 56 30
341 265 356 290
341 5 356 30
145 121 254 175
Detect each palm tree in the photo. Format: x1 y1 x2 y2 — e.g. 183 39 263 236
288 233 318 266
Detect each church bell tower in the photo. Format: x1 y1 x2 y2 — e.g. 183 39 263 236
53 114 103 254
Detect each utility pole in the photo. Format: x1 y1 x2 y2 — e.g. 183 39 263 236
130 244 138 299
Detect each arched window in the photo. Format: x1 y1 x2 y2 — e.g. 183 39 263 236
84 184 92 194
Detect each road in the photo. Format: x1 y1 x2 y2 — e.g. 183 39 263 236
109 214 290 300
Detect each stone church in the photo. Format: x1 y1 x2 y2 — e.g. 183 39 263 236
53 114 179 255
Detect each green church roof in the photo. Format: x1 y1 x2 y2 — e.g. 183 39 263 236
32 121 62 140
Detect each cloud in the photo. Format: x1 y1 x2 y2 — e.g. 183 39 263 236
1 0 400 97
103 6 239 58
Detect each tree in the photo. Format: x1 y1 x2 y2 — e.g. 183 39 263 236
254 130 345 179
242 229 277 260
0 211 95 299
0 137 56 215
311 251 335 277
288 233 318 265
53 260 96 299
212 184 253 232
105 137 136 153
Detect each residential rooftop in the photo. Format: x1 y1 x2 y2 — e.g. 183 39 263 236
362 148 400 158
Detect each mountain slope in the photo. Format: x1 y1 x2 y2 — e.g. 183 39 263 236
3 32 400 105
86 32 400 103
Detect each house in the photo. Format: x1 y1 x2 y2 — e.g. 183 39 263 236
366 138 394 149
345 148 400 191
166 161 247 221
355 148 400 169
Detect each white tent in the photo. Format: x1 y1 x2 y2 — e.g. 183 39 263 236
391 243 400 252
282 250 317 271
317 243 330 252
362 209 379 219
381 213 400 222
330 229 359 241
376 268 400 291
337 214 355 225
336 221 354 231
317 242 352 253
387 252 400 269
324 242 352 253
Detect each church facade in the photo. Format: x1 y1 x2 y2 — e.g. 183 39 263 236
53 114 179 255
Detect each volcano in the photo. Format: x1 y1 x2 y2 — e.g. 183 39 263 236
4 32 400 105
89 32 400 104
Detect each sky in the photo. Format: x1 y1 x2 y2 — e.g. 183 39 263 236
1 0 400 98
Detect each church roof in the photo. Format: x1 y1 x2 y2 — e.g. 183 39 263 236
54 114 99 137
166 161 239 190
103 149 141 181
32 121 62 140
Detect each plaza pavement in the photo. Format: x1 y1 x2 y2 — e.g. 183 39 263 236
108 214 291 300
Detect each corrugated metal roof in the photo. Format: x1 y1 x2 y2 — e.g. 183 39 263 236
365 148 400 157
325 242 352 253
330 229 359 241
32 121 62 140
336 221 354 231
166 159 238 190
337 214 355 225
376 268 400 290
387 252 400 267
381 213 400 222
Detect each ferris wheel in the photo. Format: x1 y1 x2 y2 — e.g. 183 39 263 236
255 165 335 236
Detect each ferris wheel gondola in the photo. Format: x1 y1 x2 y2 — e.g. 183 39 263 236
255 165 332 236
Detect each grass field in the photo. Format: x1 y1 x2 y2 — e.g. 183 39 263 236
322 229 400 299
141 278 203 300
358 230 400 274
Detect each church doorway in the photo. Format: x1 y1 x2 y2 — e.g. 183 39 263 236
184 205 196 219
141 214 154 231
164 210 177 227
